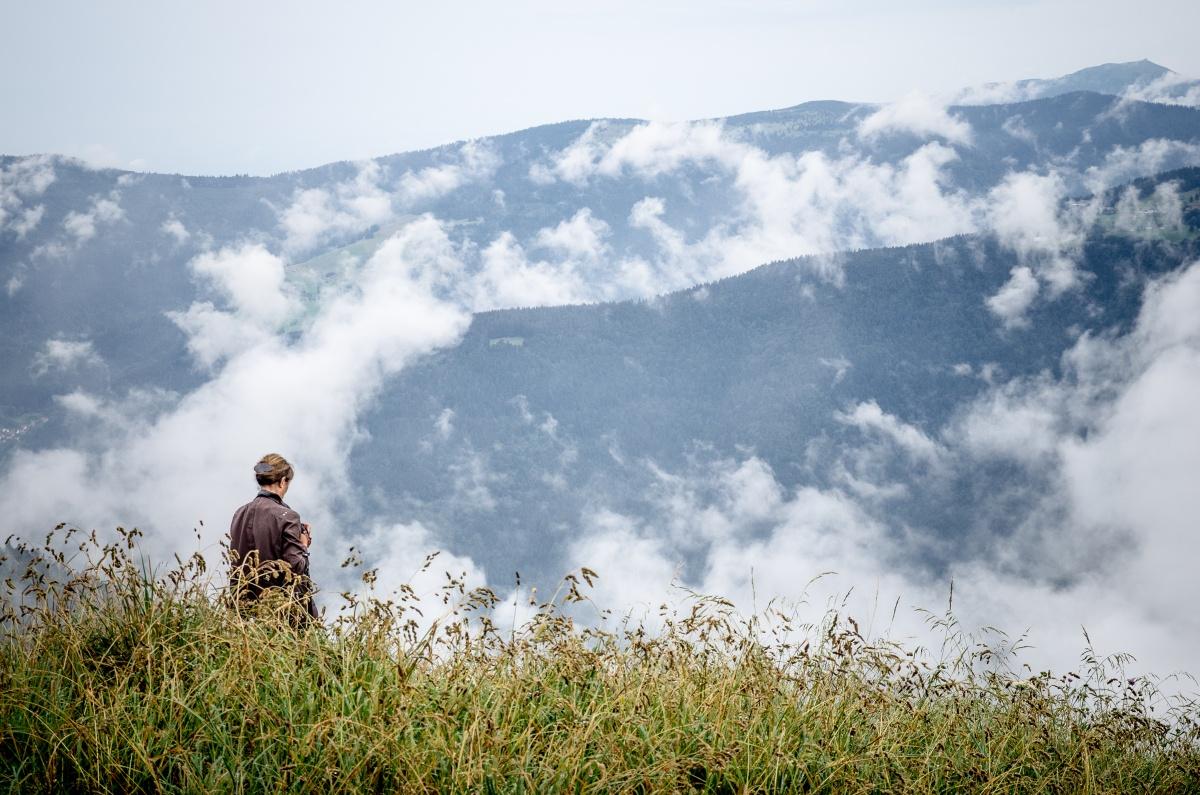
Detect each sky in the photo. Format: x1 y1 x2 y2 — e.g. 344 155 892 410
2 0 1199 176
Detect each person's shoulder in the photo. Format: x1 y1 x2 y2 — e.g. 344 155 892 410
237 493 278 516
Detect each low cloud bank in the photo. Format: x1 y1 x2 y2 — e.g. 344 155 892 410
511 110 1200 306
566 263 1200 676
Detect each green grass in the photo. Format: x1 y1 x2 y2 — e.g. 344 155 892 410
1 526 1198 793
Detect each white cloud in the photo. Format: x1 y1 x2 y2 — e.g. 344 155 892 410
516 116 1191 306
61 190 125 244
952 377 1065 465
279 161 393 254
567 510 681 621
982 171 1102 324
352 520 488 627
191 244 295 326
987 172 1071 258
161 217 191 244
397 140 500 204
937 260 1200 671
76 143 149 172
31 338 103 377
535 123 610 185
857 92 974 146
9 205 44 239
543 261 1200 677
599 121 739 178
1121 71 1200 109
465 232 592 311
454 207 627 311
835 400 945 464
567 458 918 639
533 208 610 261
1083 139 1200 194
166 244 298 369
985 265 1040 328
0 156 56 239
533 122 991 292
949 81 1037 107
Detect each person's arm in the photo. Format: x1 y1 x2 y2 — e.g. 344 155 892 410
279 512 310 578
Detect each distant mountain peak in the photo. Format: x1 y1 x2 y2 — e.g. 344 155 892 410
953 59 1190 106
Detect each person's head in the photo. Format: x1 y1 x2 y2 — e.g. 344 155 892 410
254 453 294 496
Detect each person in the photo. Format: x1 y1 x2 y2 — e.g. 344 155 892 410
228 453 318 622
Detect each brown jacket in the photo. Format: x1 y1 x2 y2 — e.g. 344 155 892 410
229 490 317 619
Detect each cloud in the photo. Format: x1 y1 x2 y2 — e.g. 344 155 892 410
985 266 1040 328
835 400 945 464
76 143 150 172
1057 270 1200 587
1000 115 1039 146
516 116 1193 305
31 338 103 377
0 156 56 239
0 216 475 596
166 244 298 369
982 172 1101 324
946 260 1200 669
279 161 393 255
161 217 191 244
952 376 1065 466
949 81 1037 107
191 244 296 326
599 121 739 178
566 457 916 639
533 208 610 261
277 144 500 256
1082 139 1200 194
352 520 488 625
397 141 500 205
528 122 987 291
61 191 125 244
464 232 595 311
566 510 681 621
543 260 1200 677
857 92 974 146
532 123 611 186
1121 71 1200 109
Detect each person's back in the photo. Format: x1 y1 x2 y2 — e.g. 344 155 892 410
228 453 317 621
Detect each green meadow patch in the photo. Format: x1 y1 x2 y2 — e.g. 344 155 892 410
2 527 1198 793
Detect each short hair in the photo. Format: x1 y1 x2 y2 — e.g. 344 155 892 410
254 453 294 486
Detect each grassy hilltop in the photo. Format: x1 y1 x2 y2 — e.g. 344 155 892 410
1 528 1198 793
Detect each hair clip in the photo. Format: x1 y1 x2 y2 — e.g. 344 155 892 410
253 462 274 474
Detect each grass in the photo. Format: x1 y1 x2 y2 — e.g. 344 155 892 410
1 526 1198 793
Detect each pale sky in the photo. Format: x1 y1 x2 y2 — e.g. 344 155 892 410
2 0 1197 176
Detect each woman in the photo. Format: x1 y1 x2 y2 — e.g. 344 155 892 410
228 453 318 621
